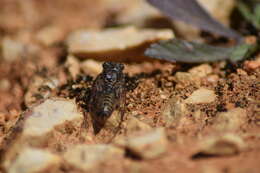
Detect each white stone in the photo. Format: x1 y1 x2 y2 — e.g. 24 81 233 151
36 26 65 46
214 108 247 131
2 37 26 62
23 98 83 137
67 26 173 54
126 116 151 133
188 64 213 78
198 134 246 156
6 147 60 173
65 55 80 79
162 96 187 127
126 128 168 159
63 144 124 171
81 59 103 76
185 88 216 104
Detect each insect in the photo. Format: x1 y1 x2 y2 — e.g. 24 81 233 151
88 62 126 134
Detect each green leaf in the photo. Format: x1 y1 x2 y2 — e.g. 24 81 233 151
145 39 257 63
229 42 258 63
254 4 260 25
237 1 260 29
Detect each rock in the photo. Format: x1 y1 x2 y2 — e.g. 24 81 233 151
162 96 187 127
23 98 83 137
201 165 220 173
0 79 10 91
1 37 26 62
185 88 216 104
115 0 161 27
214 108 247 131
1 98 86 161
205 75 219 83
125 116 151 133
36 25 65 46
126 128 168 159
174 72 200 87
4 147 61 173
24 76 59 107
66 26 173 61
188 64 213 78
63 144 124 171
65 55 80 79
244 54 260 71
197 134 246 156
244 59 260 70
80 59 103 76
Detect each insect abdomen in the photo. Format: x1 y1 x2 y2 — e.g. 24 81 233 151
98 93 116 117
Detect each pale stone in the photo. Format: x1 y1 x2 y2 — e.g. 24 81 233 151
67 26 173 60
188 64 213 78
126 128 168 159
36 26 65 46
0 79 10 91
174 72 200 86
6 147 60 173
23 98 83 137
198 0 235 25
126 116 151 133
81 59 103 76
65 55 80 79
198 134 246 155
185 88 216 104
2 37 26 62
214 108 247 131
63 144 124 171
162 96 187 127
115 0 161 26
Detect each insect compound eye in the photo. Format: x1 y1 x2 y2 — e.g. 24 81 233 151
103 62 111 70
114 63 124 71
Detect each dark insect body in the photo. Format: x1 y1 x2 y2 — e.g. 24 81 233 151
89 62 126 134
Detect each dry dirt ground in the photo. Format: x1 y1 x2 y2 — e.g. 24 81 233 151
0 0 259 173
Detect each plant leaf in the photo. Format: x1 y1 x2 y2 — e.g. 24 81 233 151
237 1 260 29
229 42 258 63
147 0 242 40
145 39 256 63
